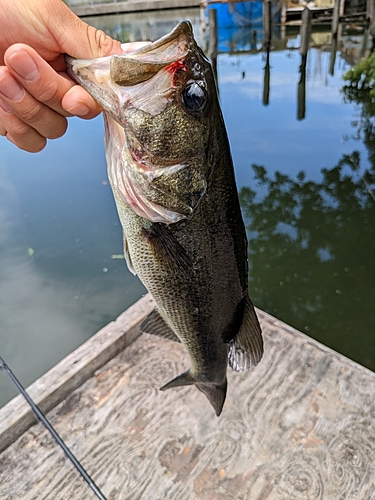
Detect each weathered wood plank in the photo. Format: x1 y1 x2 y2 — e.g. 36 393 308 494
1 304 375 499
0 294 155 453
70 0 202 17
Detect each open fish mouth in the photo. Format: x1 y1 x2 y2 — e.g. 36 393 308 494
65 21 194 123
65 21 210 224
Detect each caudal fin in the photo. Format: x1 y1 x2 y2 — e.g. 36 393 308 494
195 379 227 416
160 370 227 416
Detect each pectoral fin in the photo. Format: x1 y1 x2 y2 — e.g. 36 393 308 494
142 223 194 280
140 307 180 342
123 233 136 275
228 296 263 371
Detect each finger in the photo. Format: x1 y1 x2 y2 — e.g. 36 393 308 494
120 41 151 53
61 84 103 119
0 100 46 152
4 44 75 117
0 67 67 140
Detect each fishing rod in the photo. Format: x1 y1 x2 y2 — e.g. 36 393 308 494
0 355 107 500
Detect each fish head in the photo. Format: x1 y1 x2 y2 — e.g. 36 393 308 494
65 21 221 224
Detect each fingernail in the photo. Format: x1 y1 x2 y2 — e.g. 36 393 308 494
8 52 39 82
65 102 90 117
0 73 24 101
0 98 11 113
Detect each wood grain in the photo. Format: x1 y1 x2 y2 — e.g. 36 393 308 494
1 305 375 499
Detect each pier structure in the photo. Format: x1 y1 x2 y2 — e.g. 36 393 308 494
1 294 375 499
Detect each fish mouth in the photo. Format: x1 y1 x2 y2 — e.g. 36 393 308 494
65 21 208 224
65 20 194 123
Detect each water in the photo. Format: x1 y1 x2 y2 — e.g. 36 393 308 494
0 10 374 408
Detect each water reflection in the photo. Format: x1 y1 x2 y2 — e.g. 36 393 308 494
240 153 375 370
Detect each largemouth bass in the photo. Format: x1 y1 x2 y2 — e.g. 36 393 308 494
66 21 263 416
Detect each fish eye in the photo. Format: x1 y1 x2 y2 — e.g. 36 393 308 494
182 82 207 113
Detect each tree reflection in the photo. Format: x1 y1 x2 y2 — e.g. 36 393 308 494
239 156 375 370
342 54 375 164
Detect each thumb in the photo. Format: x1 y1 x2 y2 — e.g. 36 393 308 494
45 1 122 59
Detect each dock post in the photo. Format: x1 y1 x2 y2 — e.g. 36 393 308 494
339 0 345 16
281 1 287 25
263 0 272 51
200 1 207 35
360 24 369 58
263 50 271 106
300 7 312 60
281 1 287 40
332 0 340 38
367 0 375 23
329 36 337 76
208 8 218 84
298 8 311 121
297 63 306 120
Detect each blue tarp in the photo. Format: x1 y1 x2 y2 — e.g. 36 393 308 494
206 2 282 52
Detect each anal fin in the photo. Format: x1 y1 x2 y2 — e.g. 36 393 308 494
140 307 180 342
228 295 263 372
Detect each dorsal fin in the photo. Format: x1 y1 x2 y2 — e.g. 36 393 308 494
228 296 263 371
140 307 180 342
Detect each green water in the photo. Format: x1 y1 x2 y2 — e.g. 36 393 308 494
0 10 374 408
241 161 375 369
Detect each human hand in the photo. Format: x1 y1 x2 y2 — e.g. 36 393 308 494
0 0 147 152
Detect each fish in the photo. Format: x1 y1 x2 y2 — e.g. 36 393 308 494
65 21 263 416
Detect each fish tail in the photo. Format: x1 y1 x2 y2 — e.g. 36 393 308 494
160 370 227 416
195 379 227 417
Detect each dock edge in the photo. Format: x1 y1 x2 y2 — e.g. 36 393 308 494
0 294 155 453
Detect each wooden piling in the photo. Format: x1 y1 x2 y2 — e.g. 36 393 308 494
208 8 218 82
298 8 311 121
329 36 337 76
297 62 306 120
339 0 345 16
263 50 271 106
263 0 272 50
332 0 340 38
367 0 375 23
300 7 312 58
281 0 287 25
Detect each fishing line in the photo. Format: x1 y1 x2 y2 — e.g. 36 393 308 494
0 355 107 500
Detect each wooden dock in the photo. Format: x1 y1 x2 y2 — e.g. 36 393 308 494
1 293 375 499
69 0 202 17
